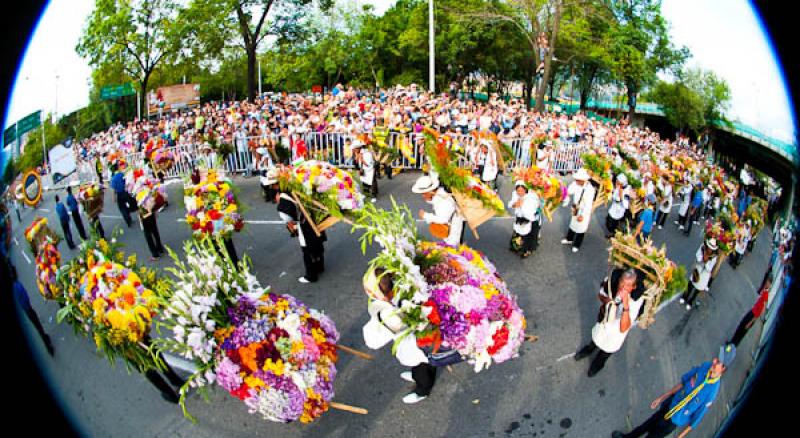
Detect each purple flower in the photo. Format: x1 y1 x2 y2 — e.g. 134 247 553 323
216 357 243 392
438 304 469 341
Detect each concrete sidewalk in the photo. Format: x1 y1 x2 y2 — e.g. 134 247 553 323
10 171 771 437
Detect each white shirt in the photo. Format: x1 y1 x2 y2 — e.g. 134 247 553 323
422 188 465 246
360 149 376 185
566 181 596 234
608 185 630 220
508 191 540 235
592 283 645 353
691 247 717 291
657 182 673 213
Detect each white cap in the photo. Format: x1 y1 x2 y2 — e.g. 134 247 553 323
617 174 628 186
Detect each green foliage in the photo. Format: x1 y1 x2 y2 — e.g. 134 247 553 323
663 264 688 302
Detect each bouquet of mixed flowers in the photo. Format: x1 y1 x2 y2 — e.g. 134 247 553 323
145 138 175 172
610 231 688 305
24 216 59 255
78 182 104 218
512 166 567 221
56 231 169 372
278 160 364 224
423 128 506 215
126 168 168 214
704 220 736 255
358 202 525 372
154 237 343 422
35 241 61 300
184 168 244 238
744 197 768 235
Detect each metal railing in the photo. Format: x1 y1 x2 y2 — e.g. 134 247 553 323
117 132 590 178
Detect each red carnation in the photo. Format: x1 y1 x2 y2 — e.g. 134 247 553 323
487 326 509 355
230 383 251 400
208 209 223 220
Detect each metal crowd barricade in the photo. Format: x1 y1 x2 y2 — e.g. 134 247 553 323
117 132 594 178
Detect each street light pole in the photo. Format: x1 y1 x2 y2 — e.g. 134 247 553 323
429 0 435 93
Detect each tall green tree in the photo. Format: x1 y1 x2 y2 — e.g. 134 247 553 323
77 0 183 114
648 67 731 136
608 0 689 117
183 0 334 102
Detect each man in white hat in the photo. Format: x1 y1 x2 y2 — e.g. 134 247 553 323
352 140 377 201
413 175 465 246
562 168 596 253
681 238 719 310
605 173 630 238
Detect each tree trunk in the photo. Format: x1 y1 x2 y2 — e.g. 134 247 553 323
535 0 562 113
524 77 534 110
139 69 152 121
579 65 598 110
246 44 257 102
626 83 638 120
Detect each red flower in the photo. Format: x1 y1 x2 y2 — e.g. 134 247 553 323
230 383 251 401
487 326 509 356
202 221 214 233
191 221 201 231
234 219 244 232
208 209 223 220
424 299 441 325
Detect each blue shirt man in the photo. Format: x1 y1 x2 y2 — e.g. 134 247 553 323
54 195 75 249
613 345 735 438
110 171 126 194
636 205 655 244
691 188 704 210
66 191 79 213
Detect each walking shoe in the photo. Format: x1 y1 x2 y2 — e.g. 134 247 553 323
160 391 180 404
561 239 572 245
678 225 684 230
693 221 698 225
679 298 685 304
298 277 311 284
587 365 602 378
611 432 625 438
674 220 679 225
686 304 691 311
572 247 579 253
400 372 414 383
402 393 427 404
658 225 663 230
574 349 591 361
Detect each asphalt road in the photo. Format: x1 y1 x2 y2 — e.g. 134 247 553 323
10 171 772 438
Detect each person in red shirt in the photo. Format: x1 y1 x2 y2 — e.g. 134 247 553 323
728 278 771 347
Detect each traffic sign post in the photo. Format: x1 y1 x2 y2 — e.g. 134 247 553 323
100 83 136 100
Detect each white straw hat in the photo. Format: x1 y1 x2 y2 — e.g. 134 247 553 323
412 175 440 194
573 169 590 181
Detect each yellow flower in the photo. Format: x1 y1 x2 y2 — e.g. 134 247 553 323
291 341 305 355
311 328 327 344
481 284 499 300
263 358 285 376
225 204 237 214
106 309 126 330
244 376 266 389
274 299 289 313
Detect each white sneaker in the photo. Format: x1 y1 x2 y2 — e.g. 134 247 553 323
400 372 414 383
679 298 685 304
371 198 377 203
693 221 698 225
674 220 679 225
658 225 663 230
298 277 311 284
561 239 571 245
678 225 684 230
402 393 427 404
686 304 691 311
572 247 579 253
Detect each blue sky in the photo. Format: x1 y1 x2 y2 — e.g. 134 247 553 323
4 0 795 144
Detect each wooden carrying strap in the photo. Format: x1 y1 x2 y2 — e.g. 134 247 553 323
290 191 354 237
329 402 368 415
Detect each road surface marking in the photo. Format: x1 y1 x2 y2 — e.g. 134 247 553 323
100 214 123 219
20 249 32 265
557 352 576 362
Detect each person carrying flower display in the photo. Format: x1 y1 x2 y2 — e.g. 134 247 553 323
680 238 719 311
675 179 693 231
606 174 631 238
413 175 465 246
730 221 752 269
575 268 646 377
474 140 499 190
65 186 87 241
352 140 377 199
508 180 541 258
139 198 166 262
10 264 55 356
655 175 673 230
276 189 327 284
54 195 76 250
562 169 596 253
633 198 655 245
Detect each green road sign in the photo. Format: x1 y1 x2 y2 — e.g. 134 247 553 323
101 83 136 100
3 126 16 146
17 110 42 136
